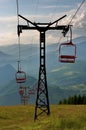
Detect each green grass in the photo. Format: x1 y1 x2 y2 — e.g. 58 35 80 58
0 105 86 130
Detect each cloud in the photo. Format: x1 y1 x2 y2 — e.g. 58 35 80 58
0 1 85 45
39 5 70 9
0 16 17 45
56 3 86 38
72 10 86 29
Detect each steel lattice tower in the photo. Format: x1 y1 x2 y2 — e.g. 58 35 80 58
17 14 69 120
34 31 50 120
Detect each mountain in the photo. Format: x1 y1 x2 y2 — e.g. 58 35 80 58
0 36 86 105
0 75 37 105
47 60 86 103
0 64 16 86
0 51 11 57
73 36 86 44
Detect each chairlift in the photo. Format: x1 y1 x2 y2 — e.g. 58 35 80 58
16 70 26 83
16 61 26 83
19 87 24 95
59 26 76 63
28 89 35 95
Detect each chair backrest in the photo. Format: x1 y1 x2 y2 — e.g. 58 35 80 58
16 70 26 83
59 42 76 63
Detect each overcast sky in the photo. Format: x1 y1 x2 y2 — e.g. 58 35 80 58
0 0 86 45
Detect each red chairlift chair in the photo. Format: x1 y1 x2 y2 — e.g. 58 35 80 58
59 27 76 63
28 89 35 95
16 70 26 83
16 61 26 83
19 87 24 95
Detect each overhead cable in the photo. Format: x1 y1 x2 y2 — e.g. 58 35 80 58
69 0 85 25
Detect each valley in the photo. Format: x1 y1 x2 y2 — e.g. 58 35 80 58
0 36 86 105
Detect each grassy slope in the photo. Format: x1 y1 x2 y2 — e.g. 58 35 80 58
0 105 86 130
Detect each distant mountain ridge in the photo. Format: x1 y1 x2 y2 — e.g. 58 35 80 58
0 36 86 105
0 64 16 86
0 51 11 57
73 36 86 44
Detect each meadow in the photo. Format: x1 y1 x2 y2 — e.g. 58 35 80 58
0 105 86 130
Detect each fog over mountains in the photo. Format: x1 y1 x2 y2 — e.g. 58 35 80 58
0 36 86 105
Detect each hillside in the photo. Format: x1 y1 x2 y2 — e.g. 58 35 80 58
0 36 86 105
0 64 16 86
0 76 37 105
0 105 86 130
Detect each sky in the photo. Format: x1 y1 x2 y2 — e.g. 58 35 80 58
0 0 86 46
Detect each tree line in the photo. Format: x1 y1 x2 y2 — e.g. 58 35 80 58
59 95 86 105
